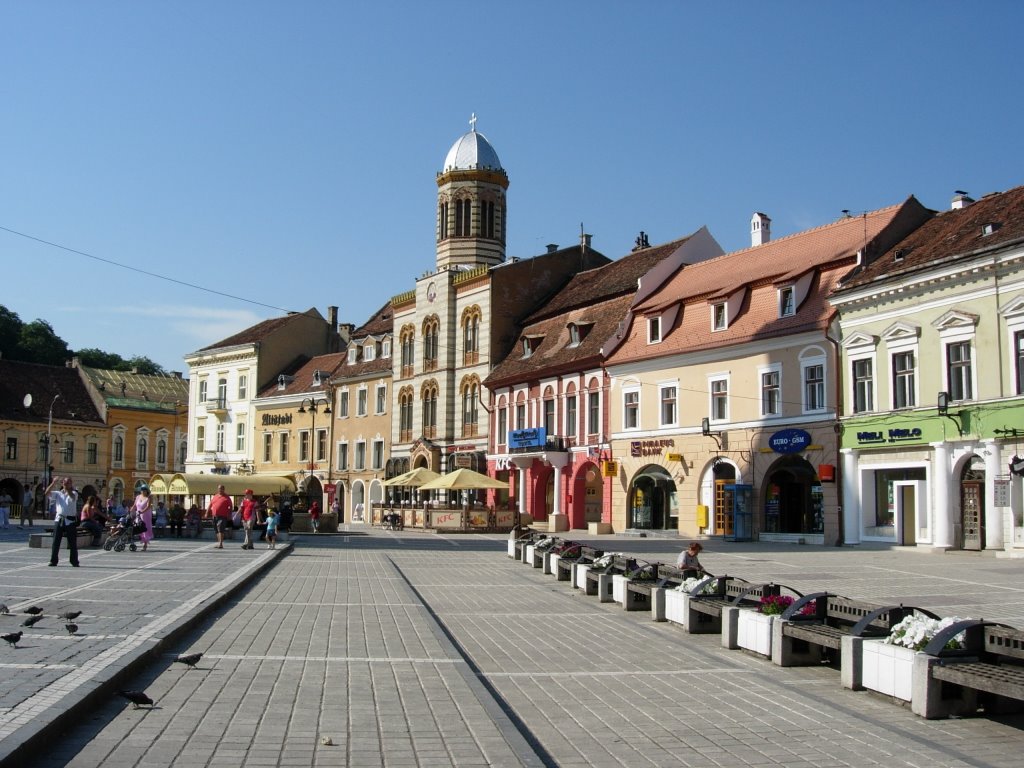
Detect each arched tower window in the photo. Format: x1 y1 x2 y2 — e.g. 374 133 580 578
438 200 449 240
421 380 438 439
422 316 440 372
400 325 416 378
460 375 480 437
461 305 481 365
480 200 494 239
455 198 472 237
398 386 415 442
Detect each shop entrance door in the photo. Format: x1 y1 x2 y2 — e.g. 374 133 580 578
961 481 983 551
894 481 918 545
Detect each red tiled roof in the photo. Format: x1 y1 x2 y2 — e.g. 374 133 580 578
0 360 104 425
198 308 323 351
838 185 1024 290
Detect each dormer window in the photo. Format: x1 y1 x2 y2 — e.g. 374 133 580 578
381 339 391 358
982 222 1001 236
347 347 358 364
521 335 542 358
779 286 795 318
567 322 592 348
277 375 286 390
363 343 375 361
712 302 728 331
312 370 322 387
647 316 662 343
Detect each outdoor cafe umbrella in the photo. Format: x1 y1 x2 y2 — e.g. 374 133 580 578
381 467 440 487
415 468 509 491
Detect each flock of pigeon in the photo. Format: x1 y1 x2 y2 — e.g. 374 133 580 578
1 602 204 710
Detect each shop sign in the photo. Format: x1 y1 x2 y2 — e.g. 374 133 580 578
495 457 514 471
262 413 293 426
768 429 811 454
630 439 675 457
856 427 923 445
509 428 546 449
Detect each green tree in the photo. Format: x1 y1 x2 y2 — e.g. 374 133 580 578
76 347 127 369
0 305 24 359
19 319 70 366
124 356 165 375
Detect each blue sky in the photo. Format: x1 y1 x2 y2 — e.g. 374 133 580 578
3 1 1022 373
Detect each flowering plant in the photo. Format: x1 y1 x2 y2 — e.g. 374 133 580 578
591 553 620 569
553 542 581 558
534 537 556 551
675 576 716 594
884 614 969 651
757 595 818 616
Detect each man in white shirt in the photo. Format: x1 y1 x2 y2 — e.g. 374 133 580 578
45 476 80 567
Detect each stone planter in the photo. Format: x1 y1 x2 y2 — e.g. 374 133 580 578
507 540 516 558
665 589 688 626
737 610 775 657
862 640 916 701
612 574 629 604
574 563 590 591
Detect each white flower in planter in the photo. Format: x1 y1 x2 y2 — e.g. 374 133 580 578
674 576 715 594
884 614 970 652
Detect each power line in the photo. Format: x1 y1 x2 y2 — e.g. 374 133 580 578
0 224 296 314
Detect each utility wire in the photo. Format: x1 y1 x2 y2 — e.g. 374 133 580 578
0 224 296 314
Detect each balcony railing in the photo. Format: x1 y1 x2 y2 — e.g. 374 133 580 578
205 397 228 414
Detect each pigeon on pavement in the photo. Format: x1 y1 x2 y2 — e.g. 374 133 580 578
23 606 43 615
174 652 203 669
2 631 22 648
65 623 78 635
0 604 9 614
22 615 43 628
59 610 82 621
118 690 154 709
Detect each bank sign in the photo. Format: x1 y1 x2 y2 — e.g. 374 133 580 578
508 428 546 450
768 429 812 454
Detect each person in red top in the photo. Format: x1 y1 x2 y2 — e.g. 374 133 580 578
309 500 321 534
239 489 261 550
206 484 233 549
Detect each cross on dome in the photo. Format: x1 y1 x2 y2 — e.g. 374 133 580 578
469 112 477 132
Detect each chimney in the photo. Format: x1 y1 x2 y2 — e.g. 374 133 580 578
751 213 771 246
581 233 592 250
951 191 974 210
327 305 338 328
546 243 559 253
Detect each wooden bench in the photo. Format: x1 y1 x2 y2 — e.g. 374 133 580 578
553 543 602 582
773 594 921 667
686 578 795 637
913 621 1024 719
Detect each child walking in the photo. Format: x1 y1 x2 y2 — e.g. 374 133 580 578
265 508 279 549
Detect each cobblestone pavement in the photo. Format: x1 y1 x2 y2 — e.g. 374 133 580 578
3 525 1024 767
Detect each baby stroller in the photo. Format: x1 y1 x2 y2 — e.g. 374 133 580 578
383 512 402 531
103 514 145 552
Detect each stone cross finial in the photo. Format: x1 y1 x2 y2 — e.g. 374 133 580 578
469 112 477 132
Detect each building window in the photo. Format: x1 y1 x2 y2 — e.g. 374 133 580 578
853 359 874 413
660 385 677 426
316 429 327 462
423 318 439 370
372 439 384 470
543 397 556 435
648 317 661 343
217 378 228 406
279 432 289 462
63 440 74 464
804 364 825 412
712 303 727 331
263 433 272 463
779 286 795 317
480 199 495 238
515 402 526 430
439 201 449 240
195 426 205 454
623 390 639 430
497 407 507 446
1016 330 1024 395
339 390 349 418
238 374 248 400
587 390 600 436
5 437 16 460
565 394 577 440
455 198 471 237
422 385 437 439
400 329 415 377
179 440 187 467
463 311 480 365
236 423 246 452
892 351 916 409
215 424 225 452
399 390 414 441
38 436 47 462
355 441 366 470
337 442 349 470
376 384 387 414
710 378 729 421
761 371 780 416
156 439 167 465
198 379 207 403
299 431 310 462
381 339 391 358
357 388 368 416
947 341 973 401
462 380 479 436
347 347 358 364
137 438 147 465
363 343 375 362
87 442 98 465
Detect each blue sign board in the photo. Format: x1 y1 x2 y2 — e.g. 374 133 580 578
768 428 811 454
508 427 547 449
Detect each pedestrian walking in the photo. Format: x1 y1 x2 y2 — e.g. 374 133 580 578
0 489 11 528
206 485 233 549
265 507 279 549
309 500 321 533
46 477 80 567
133 487 154 551
239 489 259 550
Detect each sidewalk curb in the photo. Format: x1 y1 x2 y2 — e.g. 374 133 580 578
0 544 291 768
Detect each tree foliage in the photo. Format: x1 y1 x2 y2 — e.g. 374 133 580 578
0 304 165 373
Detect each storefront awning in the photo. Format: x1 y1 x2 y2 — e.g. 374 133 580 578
147 474 174 494
159 473 297 497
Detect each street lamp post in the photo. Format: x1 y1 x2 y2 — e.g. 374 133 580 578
45 394 60 490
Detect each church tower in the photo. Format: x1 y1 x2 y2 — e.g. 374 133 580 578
435 114 508 270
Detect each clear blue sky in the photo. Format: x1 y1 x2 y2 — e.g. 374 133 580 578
3 1 1022 373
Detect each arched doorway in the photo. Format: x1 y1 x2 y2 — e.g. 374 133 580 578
352 481 366 522
960 455 985 551
627 465 676 530
702 460 737 536
763 456 823 534
302 476 324 510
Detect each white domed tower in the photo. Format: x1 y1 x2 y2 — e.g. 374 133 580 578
435 114 508 270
